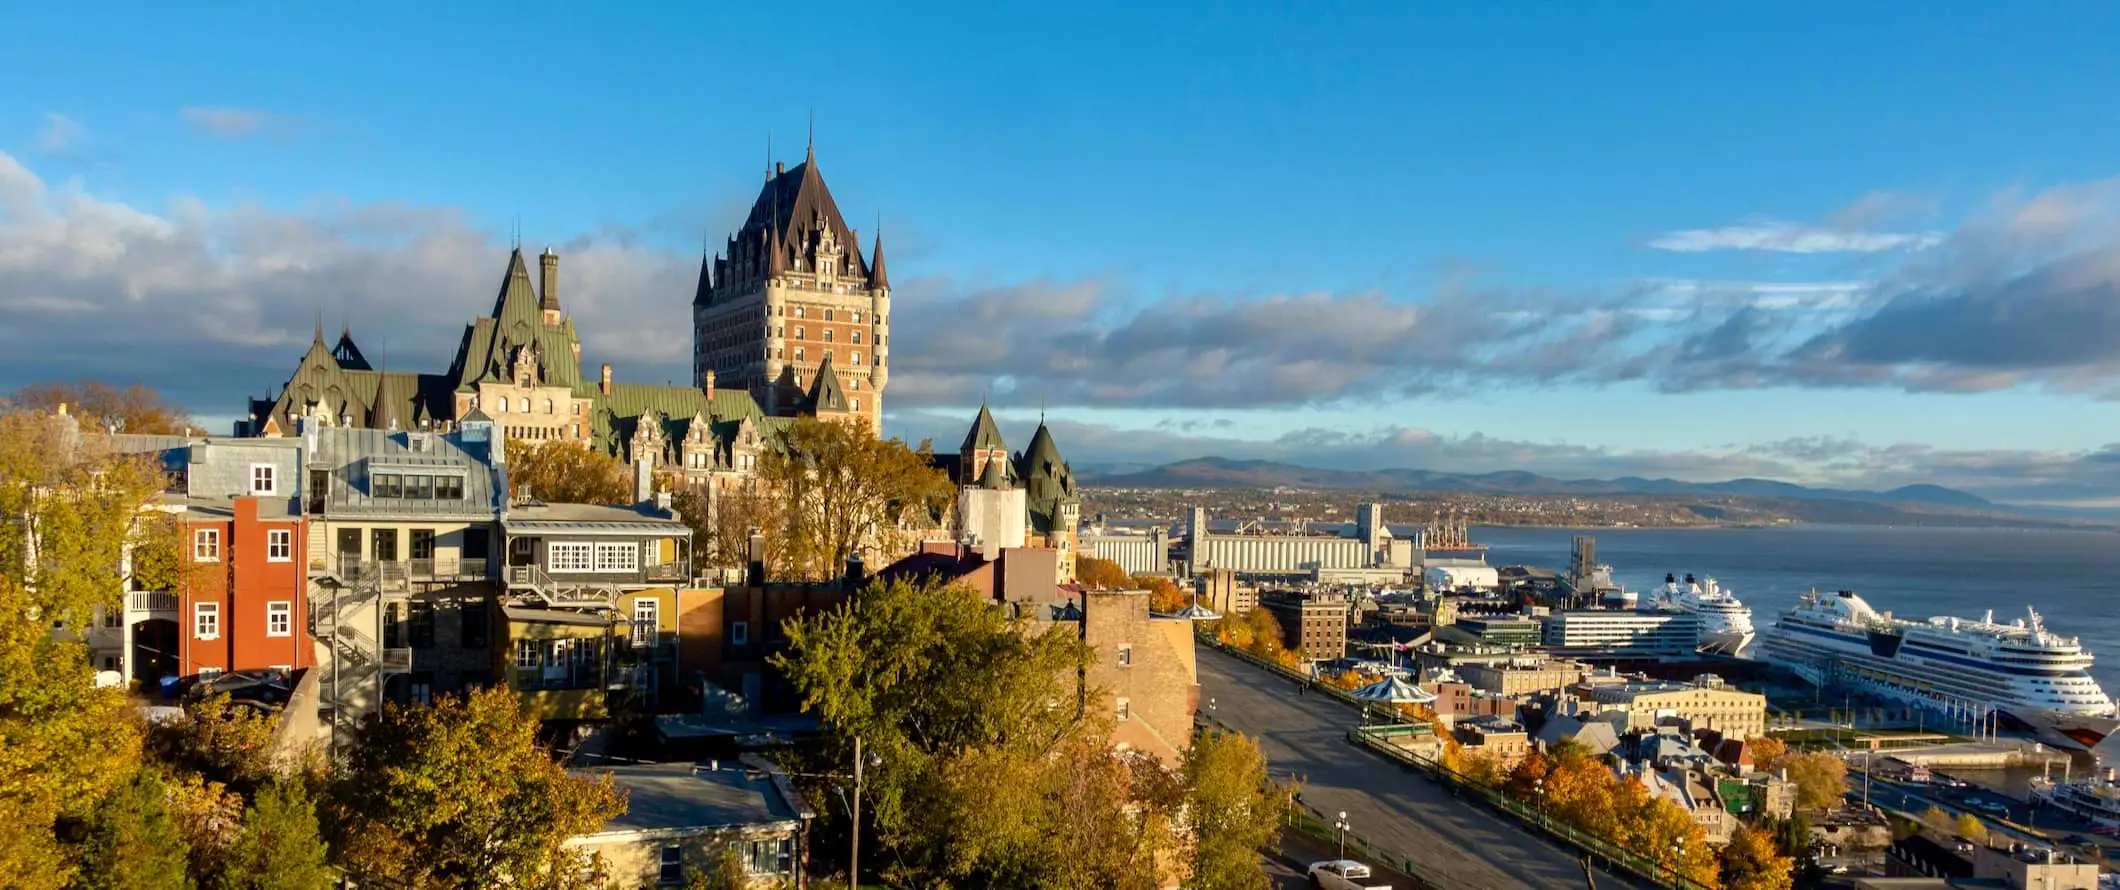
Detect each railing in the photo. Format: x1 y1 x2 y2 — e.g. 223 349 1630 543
644 563 688 582
507 564 554 592
126 591 179 613
318 557 491 584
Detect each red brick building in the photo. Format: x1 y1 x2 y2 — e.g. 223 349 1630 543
177 496 315 678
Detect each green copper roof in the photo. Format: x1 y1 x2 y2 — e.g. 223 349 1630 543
807 354 850 413
961 402 1006 453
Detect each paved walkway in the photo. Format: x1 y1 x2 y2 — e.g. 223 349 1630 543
1199 646 1650 890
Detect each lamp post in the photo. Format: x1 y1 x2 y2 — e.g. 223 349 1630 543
1671 837 1686 889
1535 777 1546 828
1335 810 1350 860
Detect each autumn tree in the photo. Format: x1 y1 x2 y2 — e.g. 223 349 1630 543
1720 824 1794 890
145 695 284 797
76 769 194 890
10 380 194 435
681 848 753 890
1075 556 1132 590
757 417 954 580
1748 735 1787 773
1188 729 1287 890
1954 812 1991 844
1131 574 1190 614
215 782 335 890
1783 752 1850 811
1919 805 1954 834
674 480 785 574
326 687 625 888
507 438 633 505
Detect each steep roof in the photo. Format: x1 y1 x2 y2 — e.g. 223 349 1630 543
1017 421 1077 533
737 150 868 279
807 354 850 413
961 402 1006 453
444 250 593 399
868 230 890 290
333 326 372 370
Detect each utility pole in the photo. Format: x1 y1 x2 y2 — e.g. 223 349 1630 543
850 735 863 888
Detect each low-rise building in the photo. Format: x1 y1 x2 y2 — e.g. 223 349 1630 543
1453 715 1531 769
567 759 812 889
1460 656 1589 698
1074 589 1200 763
1539 610 1702 659
1575 675 1768 740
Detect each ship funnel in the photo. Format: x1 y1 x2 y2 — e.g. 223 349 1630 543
1685 573 1696 584
1666 573 1676 584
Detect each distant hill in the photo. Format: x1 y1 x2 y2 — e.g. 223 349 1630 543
1079 457 1997 510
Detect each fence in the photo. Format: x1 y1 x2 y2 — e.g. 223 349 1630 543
1199 632 1714 890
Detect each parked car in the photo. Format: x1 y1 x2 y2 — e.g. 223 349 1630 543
1308 859 1392 890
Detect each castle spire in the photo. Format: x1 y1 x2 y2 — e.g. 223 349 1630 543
868 223 890 290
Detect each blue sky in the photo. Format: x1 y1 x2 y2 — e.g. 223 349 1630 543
7 3 2120 503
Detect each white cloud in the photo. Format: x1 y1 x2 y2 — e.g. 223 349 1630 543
35 113 84 153
1649 222 1942 254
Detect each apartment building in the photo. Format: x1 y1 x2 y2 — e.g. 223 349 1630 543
1539 609 1703 659
1076 589 1200 764
1259 590 1349 662
1576 675 1768 741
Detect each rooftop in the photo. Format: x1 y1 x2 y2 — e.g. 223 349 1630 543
503 501 690 534
577 762 806 837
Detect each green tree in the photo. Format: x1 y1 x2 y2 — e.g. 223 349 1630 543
680 847 752 890
326 687 625 888
76 769 194 890
215 782 334 890
1721 824 1795 890
0 578 144 889
1188 730 1286 890
507 438 633 505
1783 752 1850 811
757 417 954 580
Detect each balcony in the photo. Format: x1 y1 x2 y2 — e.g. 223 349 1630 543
317 557 492 588
644 563 688 583
380 648 413 673
126 591 179 615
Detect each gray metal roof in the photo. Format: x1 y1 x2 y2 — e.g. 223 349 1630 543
310 428 503 520
582 762 803 835
503 502 689 536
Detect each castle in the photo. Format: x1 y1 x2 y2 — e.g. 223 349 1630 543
236 147 1080 574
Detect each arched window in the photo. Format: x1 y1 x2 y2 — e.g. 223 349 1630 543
850 312 861 323
495 398 507 413
794 307 805 318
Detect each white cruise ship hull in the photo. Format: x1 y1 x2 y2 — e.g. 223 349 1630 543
1767 602 2117 753
1700 628 1755 657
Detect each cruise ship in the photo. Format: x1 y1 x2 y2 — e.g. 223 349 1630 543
1764 590 2118 751
1646 574 1756 655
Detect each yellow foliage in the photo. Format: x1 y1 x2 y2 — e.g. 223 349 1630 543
1075 557 1132 590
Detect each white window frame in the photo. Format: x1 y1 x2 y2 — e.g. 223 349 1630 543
1117 644 1132 667
731 620 749 647
593 542 639 572
1116 697 1130 721
632 598 659 647
547 542 594 573
267 528 292 562
266 601 292 637
194 528 221 562
194 602 220 640
250 463 277 495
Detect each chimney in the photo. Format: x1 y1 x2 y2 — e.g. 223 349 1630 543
600 363 612 396
844 555 865 591
704 369 716 400
634 456 653 504
539 247 560 324
775 161 785 176
655 489 672 512
746 529 766 588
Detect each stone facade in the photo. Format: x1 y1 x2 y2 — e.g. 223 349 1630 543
1079 590 1200 764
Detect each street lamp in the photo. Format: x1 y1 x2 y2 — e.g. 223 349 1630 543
1335 810 1350 860
1535 778 1546 828
1671 837 1686 888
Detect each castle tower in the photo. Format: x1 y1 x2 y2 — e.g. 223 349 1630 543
692 144 889 428
959 402 1008 485
1017 421 1080 581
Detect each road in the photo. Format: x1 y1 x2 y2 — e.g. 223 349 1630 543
1199 647 1650 890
